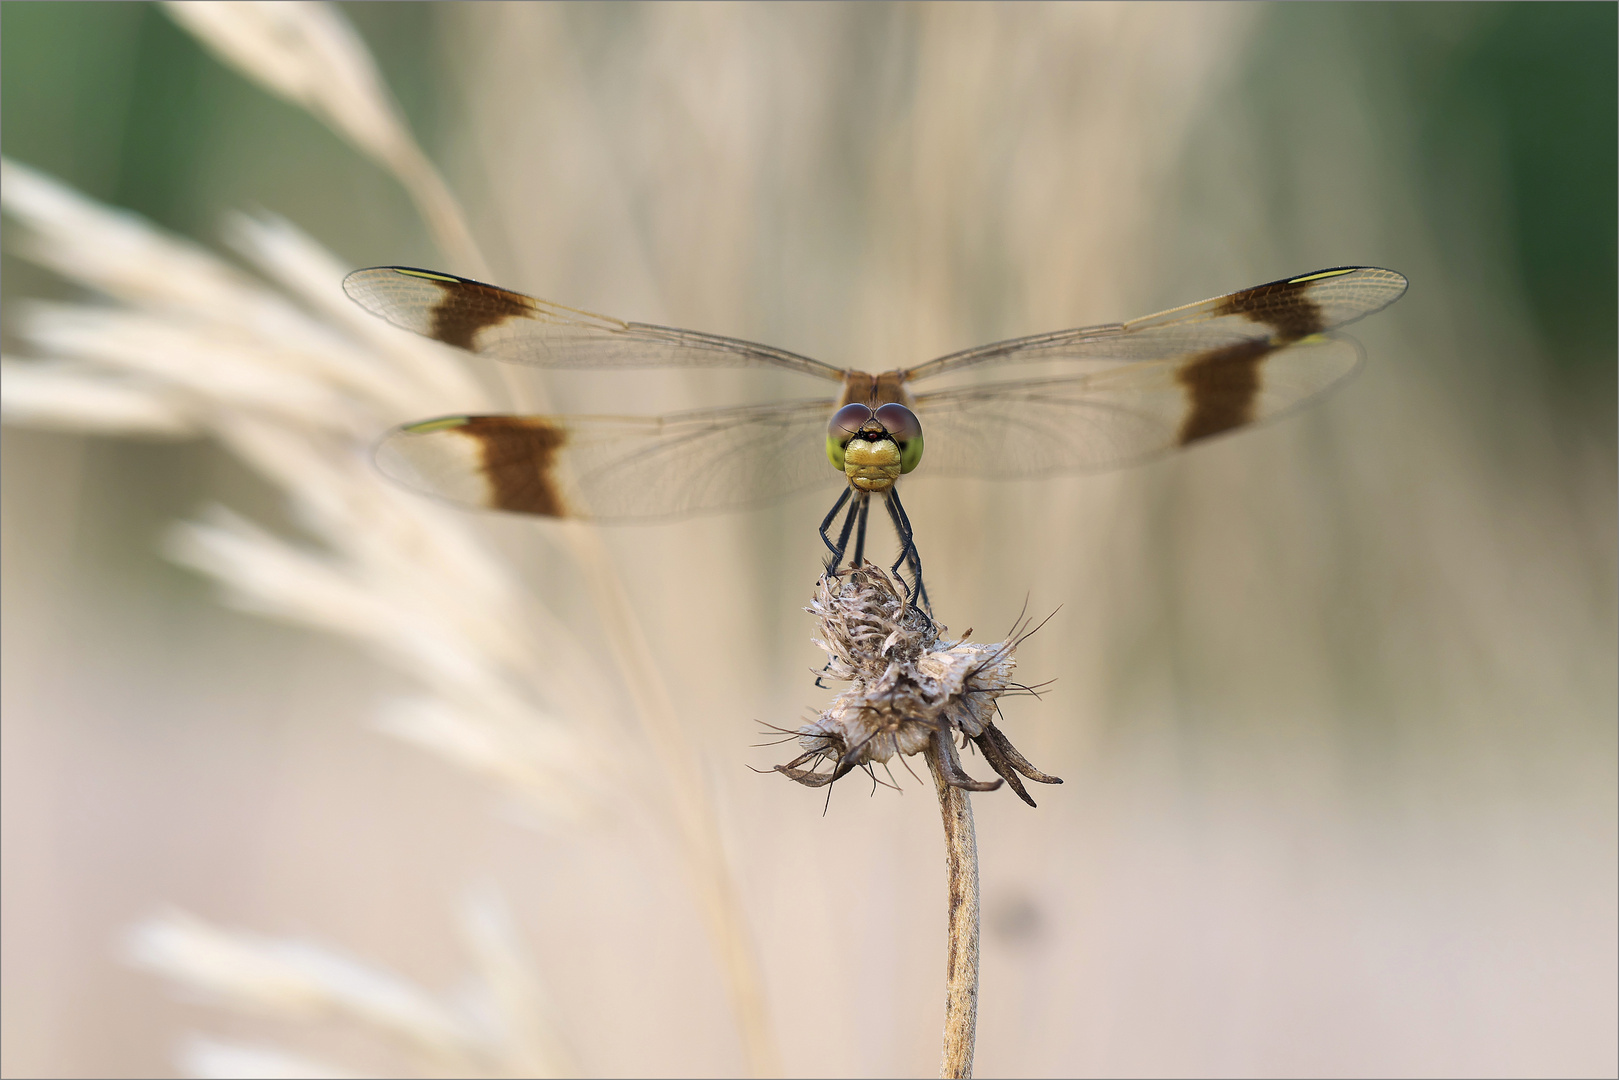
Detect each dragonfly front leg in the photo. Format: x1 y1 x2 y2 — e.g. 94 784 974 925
819 486 854 564
822 486 864 577
815 486 861 689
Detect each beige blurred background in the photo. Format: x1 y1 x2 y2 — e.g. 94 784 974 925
3 2 1615 1077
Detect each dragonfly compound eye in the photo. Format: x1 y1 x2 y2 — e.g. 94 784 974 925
829 403 873 437
874 403 924 473
826 403 874 471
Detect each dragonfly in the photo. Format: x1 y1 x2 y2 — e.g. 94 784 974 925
345 264 1407 613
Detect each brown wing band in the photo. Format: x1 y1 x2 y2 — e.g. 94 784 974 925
1175 276 1330 445
458 417 571 517
1214 277 1328 342
1175 338 1276 445
426 279 536 351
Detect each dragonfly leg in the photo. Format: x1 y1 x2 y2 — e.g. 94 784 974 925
818 486 853 559
850 492 871 569
882 492 916 604
884 486 932 617
823 487 861 576
816 488 860 688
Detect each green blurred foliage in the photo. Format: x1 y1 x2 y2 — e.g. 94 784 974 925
1227 1 1615 438
1358 4 1614 383
1 3 145 201
1430 3 1616 382
1 1 437 268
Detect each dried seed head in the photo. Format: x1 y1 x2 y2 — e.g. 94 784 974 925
775 565 1062 805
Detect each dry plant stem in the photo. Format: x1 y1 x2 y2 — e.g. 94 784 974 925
926 743 981 1080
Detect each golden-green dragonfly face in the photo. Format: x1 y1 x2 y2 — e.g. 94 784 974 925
343 265 1407 521
825 402 924 493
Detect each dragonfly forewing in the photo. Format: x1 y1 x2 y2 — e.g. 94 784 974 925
344 267 847 380
902 266 1406 383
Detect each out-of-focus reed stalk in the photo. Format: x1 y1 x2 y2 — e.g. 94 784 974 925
559 522 777 1076
156 3 780 1073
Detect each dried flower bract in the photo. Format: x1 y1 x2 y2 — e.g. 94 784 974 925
776 565 1062 806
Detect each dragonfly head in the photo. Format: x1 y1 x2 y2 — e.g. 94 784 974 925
826 403 924 491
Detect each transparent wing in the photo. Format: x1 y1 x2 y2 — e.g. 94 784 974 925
345 266 847 381
374 397 842 521
911 333 1365 478
903 266 1406 382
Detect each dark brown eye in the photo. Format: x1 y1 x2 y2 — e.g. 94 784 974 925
874 402 922 442
829 403 873 437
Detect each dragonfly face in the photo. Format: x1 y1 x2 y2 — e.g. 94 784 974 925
826 401 924 493
344 264 1407 523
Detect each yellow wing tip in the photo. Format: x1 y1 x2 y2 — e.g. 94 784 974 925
401 416 471 434
1288 266 1409 289
392 268 462 283
1288 268 1359 284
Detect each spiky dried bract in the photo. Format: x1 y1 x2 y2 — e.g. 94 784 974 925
778 566 1062 805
